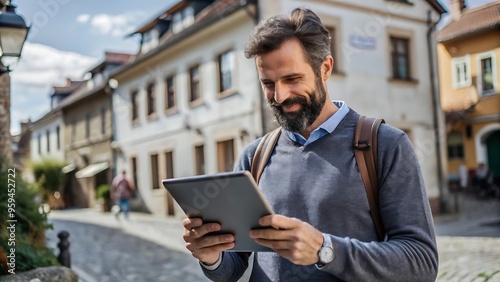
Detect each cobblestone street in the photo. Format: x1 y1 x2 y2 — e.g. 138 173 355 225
45 192 500 282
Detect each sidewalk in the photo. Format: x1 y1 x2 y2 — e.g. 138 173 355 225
46 192 500 282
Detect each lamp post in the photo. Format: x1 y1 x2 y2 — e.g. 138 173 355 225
0 0 29 161
0 0 29 74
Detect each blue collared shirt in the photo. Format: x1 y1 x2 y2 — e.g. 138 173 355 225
287 100 349 146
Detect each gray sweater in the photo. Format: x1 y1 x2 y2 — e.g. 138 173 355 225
202 109 438 281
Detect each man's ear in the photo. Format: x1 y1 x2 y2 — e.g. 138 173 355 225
322 56 334 80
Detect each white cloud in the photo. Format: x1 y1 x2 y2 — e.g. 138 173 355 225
76 14 91 23
10 42 98 135
88 12 145 37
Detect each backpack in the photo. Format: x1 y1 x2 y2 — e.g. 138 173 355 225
117 178 135 198
250 116 386 241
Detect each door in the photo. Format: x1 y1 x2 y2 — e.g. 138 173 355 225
486 130 500 183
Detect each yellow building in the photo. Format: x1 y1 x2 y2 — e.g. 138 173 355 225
437 1 500 185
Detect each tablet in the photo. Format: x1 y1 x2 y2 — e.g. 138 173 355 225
162 171 274 252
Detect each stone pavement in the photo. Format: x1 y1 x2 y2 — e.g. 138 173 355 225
45 192 500 282
434 192 500 282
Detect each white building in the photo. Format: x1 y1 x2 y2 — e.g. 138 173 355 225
111 0 447 216
30 80 85 165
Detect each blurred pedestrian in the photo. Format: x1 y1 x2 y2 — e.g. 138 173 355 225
111 170 135 221
458 163 469 191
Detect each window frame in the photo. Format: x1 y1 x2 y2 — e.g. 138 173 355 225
189 64 202 104
447 131 465 160
146 81 157 117
150 153 160 189
194 144 205 175
217 139 235 172
131 90 139 123
451 55 472 89
390 36 411 81
217 49 235 95
164 74 177 112
477 51 497 96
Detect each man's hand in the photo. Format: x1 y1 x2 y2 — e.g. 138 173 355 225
249 214 324 265
182 217 235 265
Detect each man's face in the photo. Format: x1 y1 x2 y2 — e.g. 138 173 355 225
256 39 327 133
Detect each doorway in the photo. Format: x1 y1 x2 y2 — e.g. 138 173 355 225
486 130 500 185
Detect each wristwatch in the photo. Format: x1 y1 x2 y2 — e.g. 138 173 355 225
316 233 334 267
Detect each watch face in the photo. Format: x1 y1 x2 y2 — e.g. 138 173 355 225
319 246 334 263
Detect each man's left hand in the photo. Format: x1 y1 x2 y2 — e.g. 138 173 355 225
249 214 324 265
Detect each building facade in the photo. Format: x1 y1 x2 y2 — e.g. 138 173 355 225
110 0 446 216
61 52 132 208
438 1 500 185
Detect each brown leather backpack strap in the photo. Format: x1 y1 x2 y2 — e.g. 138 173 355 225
251 127 282 184
354 116 385 241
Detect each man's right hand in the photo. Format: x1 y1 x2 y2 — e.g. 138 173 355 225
182 217 235 265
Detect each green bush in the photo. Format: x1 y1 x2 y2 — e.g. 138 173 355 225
0 156 59 274
96 184 111 199
31 159 66 194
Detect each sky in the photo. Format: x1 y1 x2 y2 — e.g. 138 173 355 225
8 0 498 135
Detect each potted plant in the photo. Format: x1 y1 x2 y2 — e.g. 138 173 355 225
96 184 111 212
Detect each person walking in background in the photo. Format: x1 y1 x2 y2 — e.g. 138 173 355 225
111 170 135 221
458 163 469 191
182 8 438 281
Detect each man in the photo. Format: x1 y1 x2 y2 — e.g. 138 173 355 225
183 8 438 281
111 170 135 221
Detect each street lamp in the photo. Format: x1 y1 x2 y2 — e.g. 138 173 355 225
0 0 29 75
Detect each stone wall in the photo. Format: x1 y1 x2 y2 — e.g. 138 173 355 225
0 73 11 161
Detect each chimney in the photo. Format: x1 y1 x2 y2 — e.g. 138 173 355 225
450 0 467 21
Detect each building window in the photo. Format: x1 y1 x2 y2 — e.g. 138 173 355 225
452 55 471 89
71 119 76 144
85 112 91 138
195 145 205 175
325 26 337 72
447 131 464 159
165 151 175 216
131 157 138 188
189 64 201 103
56 126 60 150
217 139 235 172
150 154 159 189
478 52 496 96
218 50 234 93
101 107 106 134
390 36 410 80
165 75 176 110
131 90 139 122
46 129 50 153
147 82 156 116
38 134 41 154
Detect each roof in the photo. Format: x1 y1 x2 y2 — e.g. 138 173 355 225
427 0 447 14
88 51 134 74
438 1 500 42
53 80 85 95
112 0 247 79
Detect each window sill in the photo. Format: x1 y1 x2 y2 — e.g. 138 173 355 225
164 107 179 116
147 113 159 121
189 99 205 109
388 78 419 85
217 88 238 99
479 91 498 98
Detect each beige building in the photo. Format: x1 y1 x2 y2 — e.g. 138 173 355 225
61 52 132 208
437 1 500 186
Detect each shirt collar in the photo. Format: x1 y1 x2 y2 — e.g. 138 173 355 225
287 100 349 146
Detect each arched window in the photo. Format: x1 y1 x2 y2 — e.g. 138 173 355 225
447 131 464 159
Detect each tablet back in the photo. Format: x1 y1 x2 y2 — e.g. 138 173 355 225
162 171 274 252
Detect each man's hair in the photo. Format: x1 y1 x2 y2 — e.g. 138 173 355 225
245 8 331 76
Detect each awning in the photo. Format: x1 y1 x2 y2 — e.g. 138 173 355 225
75 162 109 178
61 164 76 174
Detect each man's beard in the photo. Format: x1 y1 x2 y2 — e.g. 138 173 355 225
268 78 327 133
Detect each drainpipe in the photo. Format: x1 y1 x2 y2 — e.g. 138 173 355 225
427 10 446 213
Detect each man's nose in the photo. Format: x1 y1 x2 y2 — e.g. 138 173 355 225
273 83 290 104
